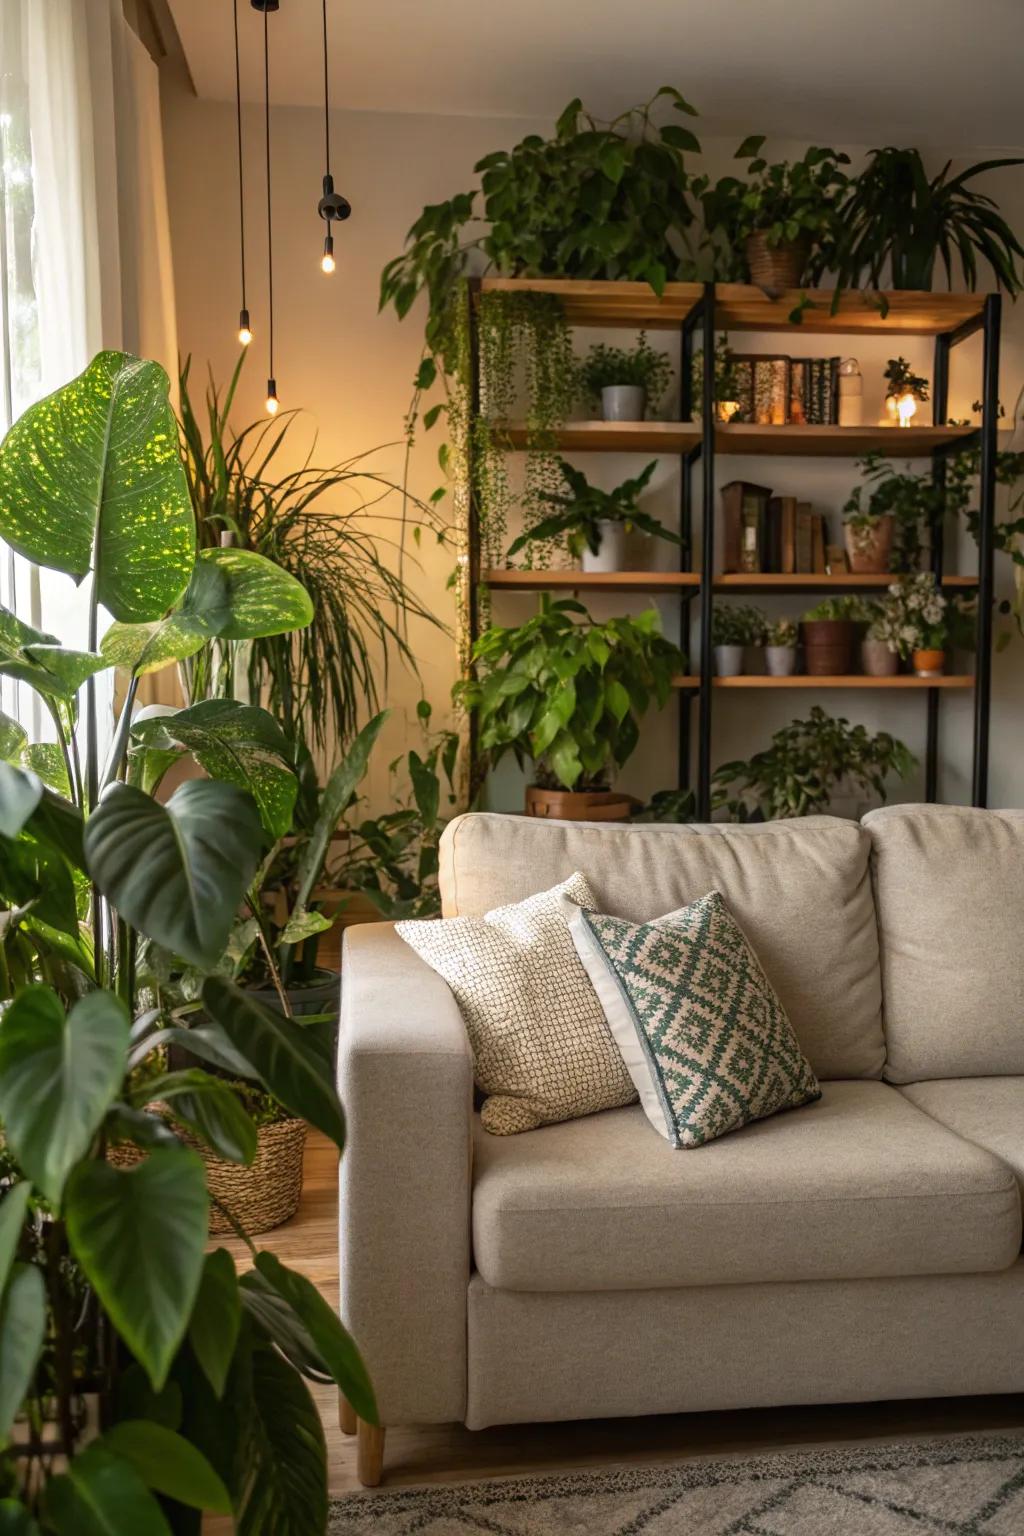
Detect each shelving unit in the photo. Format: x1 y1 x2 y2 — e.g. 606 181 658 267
466 278 1001 816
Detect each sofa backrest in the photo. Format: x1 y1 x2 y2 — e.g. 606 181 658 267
864 804 1024 1082
439 813 884 1081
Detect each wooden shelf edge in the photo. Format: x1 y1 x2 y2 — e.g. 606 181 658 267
495 421 974 458
486 570 700 591
711 675 974 689
714 574 978 591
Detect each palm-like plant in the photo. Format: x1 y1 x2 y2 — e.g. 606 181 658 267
179 357 450 753
506 459 678 561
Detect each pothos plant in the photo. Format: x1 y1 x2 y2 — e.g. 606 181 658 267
0 353 375 1533
699 140 851 276
842 452 945 573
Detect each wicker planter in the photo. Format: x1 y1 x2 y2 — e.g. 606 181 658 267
745 232 808 290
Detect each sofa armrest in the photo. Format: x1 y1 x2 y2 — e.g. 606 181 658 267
338 922 473 1425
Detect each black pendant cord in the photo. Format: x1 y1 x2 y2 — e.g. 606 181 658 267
263 2 274 386
233 0 247 314
322 0 330 179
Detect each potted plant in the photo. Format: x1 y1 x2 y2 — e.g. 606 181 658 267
506 459 680 573
860 598 902 677
702 139 851 290
843 453 943 573
712 603 765 676
842 504 895 574
886 573 949 676
765 617 799 676
577 332 673 422
455 598 684 820
690 335 745 421
0 352 375 1522
800 596 866 675
883 356 930 428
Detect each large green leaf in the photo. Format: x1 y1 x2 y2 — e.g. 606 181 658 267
239 1270 330 1381
42 1446 173 1536
0 761 42 837
194 548 313 639
0 1264 46 1439
0 1500 41 1534
97 1421 231 1513
132 700 297 840
0 987 129 1204
21 742 70 796
0 1183 32 1297
1 644 109 701
293 710 387 912
253 1252 377 1423
0 709 26 762
201 977 345 1149
188 1248 241 1399
65 1148 208 1390
134 1069 256 1164
84 779 264 968
236 1340 327 1536
0 830 80 933
0 352 194 623
100 558 230 675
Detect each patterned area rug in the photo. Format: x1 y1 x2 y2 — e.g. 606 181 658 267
328 1434 1024 1534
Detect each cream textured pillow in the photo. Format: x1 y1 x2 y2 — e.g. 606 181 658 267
396 873 636 1134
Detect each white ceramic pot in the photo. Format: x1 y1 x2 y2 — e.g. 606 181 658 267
861 638 899 677
601 384 646 422
714 644 744 677
581 521 627 573
765 645 798 676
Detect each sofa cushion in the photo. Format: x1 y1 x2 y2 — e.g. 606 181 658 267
471 1080 1021 1292
441 814 884 1081
864 805 1024 1082
899 1078 1024 1200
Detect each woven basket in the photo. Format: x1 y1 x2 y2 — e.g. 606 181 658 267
745 231 808 290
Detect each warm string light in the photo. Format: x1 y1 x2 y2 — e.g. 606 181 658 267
266 378 279 415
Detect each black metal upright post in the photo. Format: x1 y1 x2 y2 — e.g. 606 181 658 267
677 312 701 792
926 332 951 803
972 293 1001 807
697 283 716 820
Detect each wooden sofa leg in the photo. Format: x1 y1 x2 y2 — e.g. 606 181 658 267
338 1395 357 1436
356 1418 386 1487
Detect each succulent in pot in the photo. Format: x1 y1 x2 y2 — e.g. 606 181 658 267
506 459 680 574
711 603 765 677
577 332 673 422
454 598 685 820
764 617 799 677
800 596 867 676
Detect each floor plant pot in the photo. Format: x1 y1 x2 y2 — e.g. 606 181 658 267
765 645 798 676
745 232 808 290
714 644 744 677
913 648 946 678
581 520 628 573
600 384 646 421
525 785 634 821
844 515 894 575
801 619 856 675
861 639 900 677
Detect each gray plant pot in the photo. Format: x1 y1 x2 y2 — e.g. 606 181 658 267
765 644 798 676
581 520 628 573
601 384 646 422
714 644 744 677
860 638 899 677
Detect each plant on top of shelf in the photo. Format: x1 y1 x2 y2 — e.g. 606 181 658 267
842 452 944 574
824 148 1024 294
712 706 916 820
699 140 851 290
454 598 684 818
576 332 673 422
505 459 679 572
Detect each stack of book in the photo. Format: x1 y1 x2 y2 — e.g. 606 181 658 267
729 355 840 426
721 482 833 574
788 358 841 426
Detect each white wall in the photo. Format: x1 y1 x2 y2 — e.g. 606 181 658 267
160 65 1024 812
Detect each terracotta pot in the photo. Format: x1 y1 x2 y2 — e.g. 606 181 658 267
801 619 857 676
913 648 946 678
745 232 808 290
844 514 894 575
861 639 900 677
525 786 636 821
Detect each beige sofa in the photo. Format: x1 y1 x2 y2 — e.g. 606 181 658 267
338 805 1024 1484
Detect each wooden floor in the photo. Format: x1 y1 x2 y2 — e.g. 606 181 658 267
208 1130 1024 1519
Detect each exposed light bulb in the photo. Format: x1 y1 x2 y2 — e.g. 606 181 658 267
266 377 279 416
238 308 252 346
896 392 918 427
321 233 335 274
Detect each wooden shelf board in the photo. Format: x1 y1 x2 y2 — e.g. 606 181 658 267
711 674 974 690
498 420 701 453
715 423 974 458
486 570 700 592
479 277 704 329
715 573 978 592
715 285 985 335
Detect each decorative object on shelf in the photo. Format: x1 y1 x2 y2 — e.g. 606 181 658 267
454 598 684 817
825 147 1024 295
721 479 773 573
577 332 672 422
843 453 943 574
690 335 744 420
232 0 252 347
765 618 799 676
316 0 352 275
885 573 949 676
788 356 840 425
843 507 895 574
506 458 679 574
701 139 851 290
711 706 915 820
837 358 863 427
800 596 866 675
860 598 902 677
712 604 765 676
884 357 929 428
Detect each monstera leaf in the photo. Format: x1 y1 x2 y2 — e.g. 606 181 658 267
0 352 194 623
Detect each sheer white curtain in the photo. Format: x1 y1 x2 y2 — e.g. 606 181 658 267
0 0 179 746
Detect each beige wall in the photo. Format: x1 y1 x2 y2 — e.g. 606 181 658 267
161 65 1024 812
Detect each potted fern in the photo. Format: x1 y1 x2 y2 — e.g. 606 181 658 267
506 459 679 573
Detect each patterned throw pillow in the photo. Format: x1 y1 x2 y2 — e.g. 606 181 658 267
567 891 820 1148
396 873 637 1135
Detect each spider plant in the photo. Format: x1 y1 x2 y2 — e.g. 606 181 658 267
178 355 450 754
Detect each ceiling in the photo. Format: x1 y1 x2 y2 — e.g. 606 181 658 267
167 0 1024 149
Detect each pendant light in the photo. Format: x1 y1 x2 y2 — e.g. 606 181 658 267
316 0 351 274
252 0 279 413
232 0 251 346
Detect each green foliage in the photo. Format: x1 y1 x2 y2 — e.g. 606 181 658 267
690 335 744 411
842 453 944 573
801 596 871 623
711 604 765 646
765 618 799 648
455 598 684 791
701 142 851 275
506 458 678 562
576 333 673 413
883 573 949 657
712 706 915 820
947 442 1024 641
884 357 929 402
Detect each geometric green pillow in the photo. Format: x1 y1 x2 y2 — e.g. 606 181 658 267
568 891 821 1148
